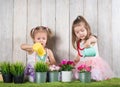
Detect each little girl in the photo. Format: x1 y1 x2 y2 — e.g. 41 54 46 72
72 15 114 81
21 26 56 82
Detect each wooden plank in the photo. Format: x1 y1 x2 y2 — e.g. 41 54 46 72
27 0 42 44
13 0 27 64
41 0 55 29
69 0 84 60
84 0 97 35
41 0 56 59
112 0 120 77
98 0 112 68
0 0 13 62
56 0 69 62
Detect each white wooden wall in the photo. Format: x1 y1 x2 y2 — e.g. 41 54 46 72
0 0 120 77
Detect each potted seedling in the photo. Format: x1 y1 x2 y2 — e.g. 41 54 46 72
59 59 75 82
10 62 25 83
34 61 48 83
77 64 91 83
0 62 13 83
49 65 60 82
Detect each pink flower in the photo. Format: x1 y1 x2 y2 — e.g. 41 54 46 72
49 65 60 72
59 59 75 71
85 66 91 72
61 59 67 65
67 61 74 65
77 64 91 72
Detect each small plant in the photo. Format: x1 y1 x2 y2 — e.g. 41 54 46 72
24 64 34 76
49 65 60 72
34 61 48 72
0 62 13 83
59 59 75 71
0 62 11 74
77 64 91 73
10 62 25 76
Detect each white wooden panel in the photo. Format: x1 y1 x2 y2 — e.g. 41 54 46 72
13 0 27 64
84 0 97 35
98 0 112 68
42 0 55 30
41 0 56 60
27 0 41 44
70 0 84 60
56 0 69 62
0 0 13 62
112 0 120 77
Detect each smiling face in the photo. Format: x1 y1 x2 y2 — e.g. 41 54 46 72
74 22 87 40
34 32 47 47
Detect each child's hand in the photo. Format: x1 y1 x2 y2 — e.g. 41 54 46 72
74 56 80 64
84 35 97 48
32 43 46 56
84 40 91 48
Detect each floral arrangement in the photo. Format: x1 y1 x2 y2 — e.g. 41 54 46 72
77 64 91 73
24 64 35 77
49 65 60 72
59 59 75 71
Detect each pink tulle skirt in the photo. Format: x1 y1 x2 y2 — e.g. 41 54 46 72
73 56 114 81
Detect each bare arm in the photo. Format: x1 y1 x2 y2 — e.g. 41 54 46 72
74 54 80 64
47 49 56 65
21 44 33 54
84 35 97 48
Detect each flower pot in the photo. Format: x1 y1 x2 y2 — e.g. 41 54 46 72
79 72 91 83
61 71 72 82
35 72 47 83
13 74 24 83
49 72 59 82
2 74 13 83
28 75 34 82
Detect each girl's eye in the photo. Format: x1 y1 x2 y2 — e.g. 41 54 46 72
37 38 40 40
76 31 79 34
75 30 79 34
42 37 46 40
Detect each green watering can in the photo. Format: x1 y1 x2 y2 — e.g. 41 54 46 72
82 46 96 57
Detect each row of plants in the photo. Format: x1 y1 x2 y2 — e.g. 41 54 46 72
0 62 25 83
0 60 92 84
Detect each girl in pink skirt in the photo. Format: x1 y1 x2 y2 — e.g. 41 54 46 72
72 15 114 81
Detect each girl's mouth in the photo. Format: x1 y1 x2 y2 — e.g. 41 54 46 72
80 36 85 39
41 43 44 46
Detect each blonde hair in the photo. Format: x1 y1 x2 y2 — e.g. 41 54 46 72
72 16 92 49
30 26 53 41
